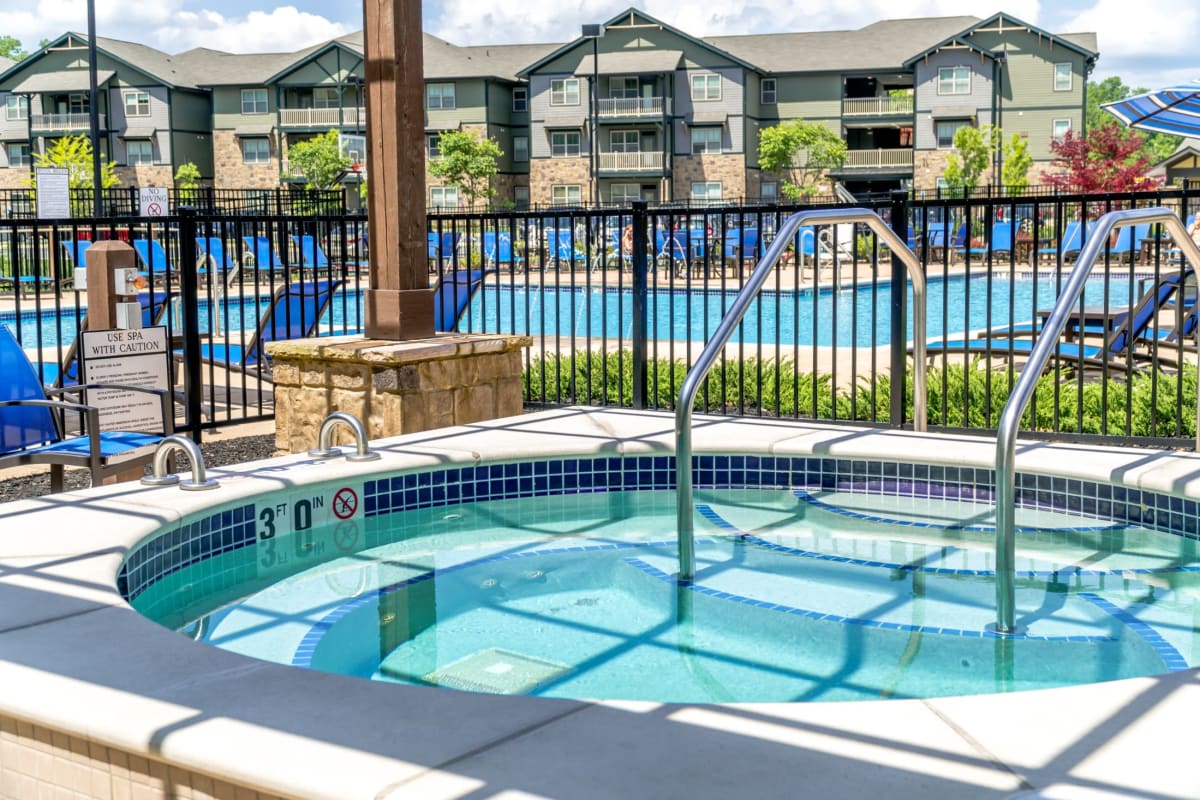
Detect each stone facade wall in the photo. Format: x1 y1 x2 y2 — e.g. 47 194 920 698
0 168 30 191
267 333 531 454
113 165 174 188
0 714 286 800
529 157 591 205
672 154 746 202
212 130 280 189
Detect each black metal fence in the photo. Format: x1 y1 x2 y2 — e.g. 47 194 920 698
3 185 1199 448
0 187 346 218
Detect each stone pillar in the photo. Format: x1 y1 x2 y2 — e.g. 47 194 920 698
266 333 531 454
361 0 435 340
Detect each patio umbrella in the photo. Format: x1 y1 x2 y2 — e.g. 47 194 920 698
1102 82 1200 136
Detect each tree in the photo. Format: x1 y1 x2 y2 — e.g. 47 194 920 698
0 36 30 61
942 125 993 197
1087 76 1180 165
174 162 202 205
1044 126 1158 193
999 132 1033 195
757 120 846 199
428 130 503 207
285 130 352 190
28 135 118 190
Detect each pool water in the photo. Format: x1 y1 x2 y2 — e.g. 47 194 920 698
133 489 1200 703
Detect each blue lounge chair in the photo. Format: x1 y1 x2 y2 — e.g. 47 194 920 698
433 270 491 332
546 228 585 269
955 222 1015 261
427 231 461 270
723 227 760 267
482 231 524 271
131 239 171 283
1107 223 1151 261
0 325 170 492
178 279 345 378
1038 221 1084 263
292 235 331 270
242 235 292 275
923 270 1191 373
196 237 237 271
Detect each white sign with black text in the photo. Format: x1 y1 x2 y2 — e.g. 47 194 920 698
35 167 70 219
139 187 169 217
80 326 170 433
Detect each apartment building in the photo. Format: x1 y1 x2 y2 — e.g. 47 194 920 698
0 10 1097 206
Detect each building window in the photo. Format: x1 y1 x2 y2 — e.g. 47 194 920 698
513 185 530 209
1052 118 1072 142
550 79 580 106
123 91 150 117
5 96 27 121
241 137 271 164
550 131 581 157
426 134 441 158
313 87 340 109
6 143 30 167
937 67 970 95
610 183 640 204
691 74 721 102
512 135 528 162
241 89 268 115
551 184 581 205
427 83 456 110
126 140 153 165
66 94 88 114
609 77 638 98
760 181 778 202
512 88 528 112
691 181 722 204
761 79 776 105
610 130 639 152
935 119 970 149
430 186 459 209
1054 63 1072 92
691 127 722 155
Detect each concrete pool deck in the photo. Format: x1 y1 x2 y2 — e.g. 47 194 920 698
3 407 1200 799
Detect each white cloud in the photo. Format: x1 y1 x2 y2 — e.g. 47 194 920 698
1062 0 1199 89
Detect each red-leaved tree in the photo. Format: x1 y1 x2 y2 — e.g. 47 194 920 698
1044 125 1161 193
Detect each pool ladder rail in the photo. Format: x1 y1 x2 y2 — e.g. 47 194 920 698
308 411 381 462
674 207 928 584
141 434 219 491
992 207 1200 636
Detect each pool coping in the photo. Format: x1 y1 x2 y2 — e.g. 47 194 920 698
3 407 1200 799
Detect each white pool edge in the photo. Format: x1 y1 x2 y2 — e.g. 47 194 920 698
3 406 1200 799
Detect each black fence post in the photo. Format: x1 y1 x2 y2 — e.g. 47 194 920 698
631 200 649 409
889 189 909 428
177 207 204 443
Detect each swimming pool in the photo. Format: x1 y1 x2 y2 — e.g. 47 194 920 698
2 272 1144 350
122 428 1200 705
8 409 1200 797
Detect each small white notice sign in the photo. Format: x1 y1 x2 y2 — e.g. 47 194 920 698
35 167 70 219
139 186 169 217
80 326 170 433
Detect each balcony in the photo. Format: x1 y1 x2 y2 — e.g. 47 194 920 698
842 148 913 170
279 107 366 128
31 113 104 133
596 97 668 120
842 97 913 117
597 151 664 173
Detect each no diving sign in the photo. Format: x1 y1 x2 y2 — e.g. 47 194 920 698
139 187 169 217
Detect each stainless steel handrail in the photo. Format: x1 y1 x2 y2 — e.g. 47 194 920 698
992 207 1200 635
141 434 219 491
308 411 381 462
675 208 927 582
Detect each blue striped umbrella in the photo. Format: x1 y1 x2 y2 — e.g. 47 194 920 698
1102 83 1200 136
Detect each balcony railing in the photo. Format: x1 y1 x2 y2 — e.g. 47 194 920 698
597 97 667 119
31 113 103 132
279 107 367 128
842 148 913 170
597 151 664 172
842 97 914 117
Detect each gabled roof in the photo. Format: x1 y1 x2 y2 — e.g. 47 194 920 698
424 33 558 82
903 12 1098 67
711 16 980 74
263 38 365 85
0 56 14 77
183 43 326 87
1152 138 1200 172
0 32 205 90
518 7 756 77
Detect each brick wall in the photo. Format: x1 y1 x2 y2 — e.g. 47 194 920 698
212 130 280 189
529 157 590 205
113 165 174 188
672 154 746 201
0 168 30 191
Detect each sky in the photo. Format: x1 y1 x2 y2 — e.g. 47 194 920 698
1 0 1195 92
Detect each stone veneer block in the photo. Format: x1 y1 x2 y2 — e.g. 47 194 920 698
265 333 531 453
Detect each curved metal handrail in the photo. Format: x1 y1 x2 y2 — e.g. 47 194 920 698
141 434 219 491
675 207 927 582
992 207 1200 635
308 411 381 462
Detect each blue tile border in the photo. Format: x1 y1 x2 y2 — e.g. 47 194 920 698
1078 593 1190 672
119 454 1200 608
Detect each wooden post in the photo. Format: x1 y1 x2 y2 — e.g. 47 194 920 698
84 241 138 330
361 0 435 339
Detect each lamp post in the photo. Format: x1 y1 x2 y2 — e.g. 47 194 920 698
582 24 604 208
86 0 103 215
